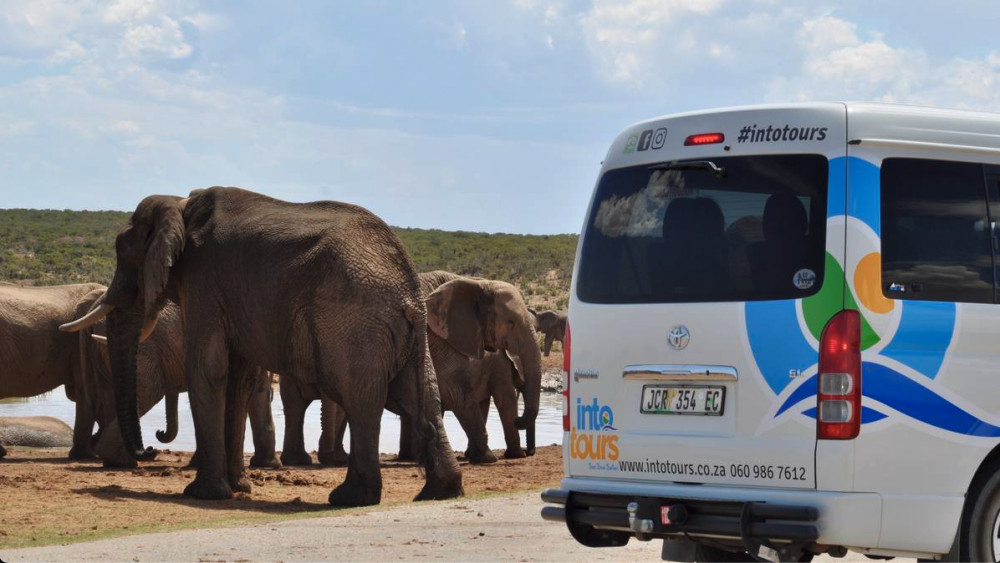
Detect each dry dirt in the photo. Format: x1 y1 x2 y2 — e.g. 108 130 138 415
0 445 564 550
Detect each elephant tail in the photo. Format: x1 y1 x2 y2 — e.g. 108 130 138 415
402 299 464 501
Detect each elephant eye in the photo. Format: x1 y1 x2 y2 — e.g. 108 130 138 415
507 319 515 329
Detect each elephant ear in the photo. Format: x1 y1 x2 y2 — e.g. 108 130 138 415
425 278 488 360
504 351 526 390
143 201 186 313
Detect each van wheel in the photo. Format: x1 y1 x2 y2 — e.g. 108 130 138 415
961 463 1000 561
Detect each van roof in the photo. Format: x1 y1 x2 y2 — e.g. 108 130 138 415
621 102 1000 155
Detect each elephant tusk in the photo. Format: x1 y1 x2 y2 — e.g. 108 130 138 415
90 334 108 345
139 315 159 343
60 303 115 332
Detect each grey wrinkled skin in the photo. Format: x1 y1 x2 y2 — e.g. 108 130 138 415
0 416 73 448
79 292 279 469
74 187 462 506
528 308 566 357
284 270 543 466
0 283 105 459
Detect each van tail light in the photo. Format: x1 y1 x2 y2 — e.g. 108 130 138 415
562 323 571 432
817 310 862 440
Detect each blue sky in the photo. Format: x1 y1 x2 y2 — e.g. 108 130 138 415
1 1 998 234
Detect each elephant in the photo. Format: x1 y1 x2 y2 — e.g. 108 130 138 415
0 282 106 459
60 186 463 506
78 291 280 469
528 308 566 356
281 270 542 466
0 416 73 449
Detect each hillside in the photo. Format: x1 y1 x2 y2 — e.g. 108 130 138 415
0 209 576 309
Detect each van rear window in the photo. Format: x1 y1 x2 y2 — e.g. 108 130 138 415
577 154 829 304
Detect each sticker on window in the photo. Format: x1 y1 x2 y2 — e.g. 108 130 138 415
793 269 816 290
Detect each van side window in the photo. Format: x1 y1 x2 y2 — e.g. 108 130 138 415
881 158 995 304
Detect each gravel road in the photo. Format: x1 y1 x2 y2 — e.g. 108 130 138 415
1 491 914 562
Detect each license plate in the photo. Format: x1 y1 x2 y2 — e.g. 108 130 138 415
640 385 725 416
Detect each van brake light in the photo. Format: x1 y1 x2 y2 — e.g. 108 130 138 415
817 310 861 440
562 323 571 432
684 133 725 146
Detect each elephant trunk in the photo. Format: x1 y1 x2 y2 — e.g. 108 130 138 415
106 308 154 460
156 392 179 443
513 330 542 456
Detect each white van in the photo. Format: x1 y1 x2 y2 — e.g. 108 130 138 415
541 102 1000 561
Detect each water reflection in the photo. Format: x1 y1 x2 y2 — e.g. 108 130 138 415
0 386 565 454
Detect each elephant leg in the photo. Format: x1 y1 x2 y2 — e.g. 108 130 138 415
493 385 525 459
328 404 383 507
396 414 415 461
0 441 6 458
183 329 233 500
456 397 497 464
278 374 314 466
248 371 281 469
543 333 553 357
69 398 97 460
224 354 254 494
318 398 349 467
479 398 491 424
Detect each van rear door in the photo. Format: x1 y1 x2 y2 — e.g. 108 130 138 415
568 105 848 489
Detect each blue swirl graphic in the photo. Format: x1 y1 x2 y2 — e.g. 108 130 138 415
879 301 955 380
746 300 817 395
777 363 1000 437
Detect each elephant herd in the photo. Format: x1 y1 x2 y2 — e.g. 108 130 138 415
0 186 566 509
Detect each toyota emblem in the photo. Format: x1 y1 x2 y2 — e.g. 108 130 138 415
668 325 690 350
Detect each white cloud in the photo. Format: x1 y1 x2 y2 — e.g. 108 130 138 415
119 15 192 60
578 0 727 86
182 11 224 31
111 120 141 134
103 0 159 24
0 114 34 137
765 14 1000 110
47 39 87 63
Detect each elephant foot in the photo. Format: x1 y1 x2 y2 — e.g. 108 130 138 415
280 450 313 466
68 445 97 460
184 475 234 500
525 446 536 457
249 453 282 469
0 443 6 458
414 473 464 502
328 483 380 507
465 448 498 465
503 448 527 459
318 449 349 467
102 457 138 469
230 477 252 494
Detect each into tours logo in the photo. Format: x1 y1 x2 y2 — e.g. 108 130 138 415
569 397 620 462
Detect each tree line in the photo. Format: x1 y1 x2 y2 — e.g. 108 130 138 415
0 209 576 308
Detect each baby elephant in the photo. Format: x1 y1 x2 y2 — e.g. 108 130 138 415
528 308 567 357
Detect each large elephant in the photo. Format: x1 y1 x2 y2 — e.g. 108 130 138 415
281 270 542 466
528 308 566 356
0 282 106 459
79 292 280 469
61 187 463 506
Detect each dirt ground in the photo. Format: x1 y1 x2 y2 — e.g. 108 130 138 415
0 445 564 550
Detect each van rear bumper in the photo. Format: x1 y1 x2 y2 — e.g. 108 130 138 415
542 477 882 552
